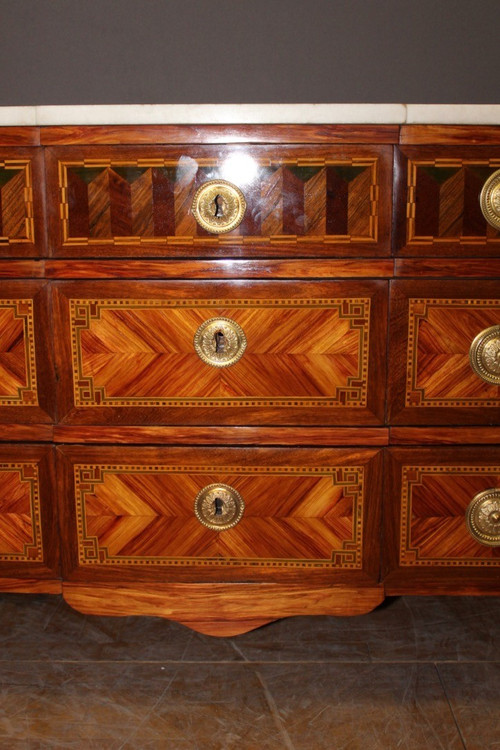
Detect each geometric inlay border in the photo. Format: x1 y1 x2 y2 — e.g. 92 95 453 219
70 298 370 408
59 157 379 246
406 298 500 408
406 157 500 246
75 463 364 569
0 160 34 245
0 299 38 406
400 464 500 567
0 462 43 562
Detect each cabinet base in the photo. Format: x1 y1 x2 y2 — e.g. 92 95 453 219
62 582 384 636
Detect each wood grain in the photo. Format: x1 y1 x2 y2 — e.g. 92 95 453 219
0 444 59 585
53 425 389 445
56 446 383 586
390 427 500 445
45 144 392 258
0 577 61 593
54 279 387 426
388 280 500 425
396 258 500 278
41 124 400 146
383 447 500 595
0 148 46 257
400 126 500 145
0 128 40 146
62 581 385 636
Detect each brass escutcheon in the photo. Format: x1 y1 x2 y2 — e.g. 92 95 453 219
192 179 246 234
194 317 247 368
480 169 500 230
466 489 500 546
469 325 500 385
194 483 245 531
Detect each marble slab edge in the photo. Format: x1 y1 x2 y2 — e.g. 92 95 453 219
0 103 499 126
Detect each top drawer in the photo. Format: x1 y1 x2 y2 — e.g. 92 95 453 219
0 148 45 258
395 146 500 256
46 144 392 258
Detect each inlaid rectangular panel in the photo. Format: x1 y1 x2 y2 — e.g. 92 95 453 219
388 280 500 425
394 146 500 256
54 280 387 425
0 444 58 584
0 148 45 257
57 446 382 584
46 144 392 257
0 282 55 424
384 448 500 594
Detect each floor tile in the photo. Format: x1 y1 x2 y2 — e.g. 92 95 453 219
258 663 465 750
438 663 500 750
0 594 239 663
0 662 284 748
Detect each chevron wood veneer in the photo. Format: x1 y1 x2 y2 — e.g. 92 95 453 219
74 463 364 568
400 464 500 566
0 299 38 406
0 160 34 245
406 298 500 408
0 462 43 562
69 296 370 409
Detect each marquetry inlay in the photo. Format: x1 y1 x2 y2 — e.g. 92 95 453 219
0 160 34 245
58 156 380 246
406 298 500 408
406 157 500 246
74 463 364 569
0 462 43 562
400 464 500 566
70 297 370 408
0 299 38 406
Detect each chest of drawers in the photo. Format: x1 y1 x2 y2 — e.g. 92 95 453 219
0 120 499 635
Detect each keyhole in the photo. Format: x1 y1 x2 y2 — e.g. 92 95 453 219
215 330 225 353
214 194 225 218
214 497 224 516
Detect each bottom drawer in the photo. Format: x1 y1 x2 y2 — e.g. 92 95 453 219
57 446 382 585
0 444 59 592
385 447 500 594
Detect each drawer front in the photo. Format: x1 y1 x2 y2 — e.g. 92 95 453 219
57 446 382 583
395 146 500 256
46 144 392 257
0 444 58 581
388 280 500 425
54 280 387 425
0 281 55 423
385 448 500 593
0 148 45 257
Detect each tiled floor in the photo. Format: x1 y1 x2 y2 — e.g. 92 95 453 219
0 595 499 749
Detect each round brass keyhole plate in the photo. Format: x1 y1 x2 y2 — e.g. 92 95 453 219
194 483 245 531
194 317 247 368
466 488 500 547
192 179 246 234
480 169 500 230
469 325 500 385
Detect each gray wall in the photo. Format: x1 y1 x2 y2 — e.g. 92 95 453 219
0 0 497 105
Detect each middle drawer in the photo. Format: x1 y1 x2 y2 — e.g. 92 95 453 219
53 281 387 425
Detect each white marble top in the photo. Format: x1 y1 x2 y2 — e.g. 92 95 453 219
0 104 499 126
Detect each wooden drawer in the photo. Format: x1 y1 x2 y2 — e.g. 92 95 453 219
395 146 500 256
0 148 46 258
54 280 387 426
46 144 392 258
388 280 500 425
0 444 59 588
0 281 55 424
385 447 500 594
57 445 382 585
